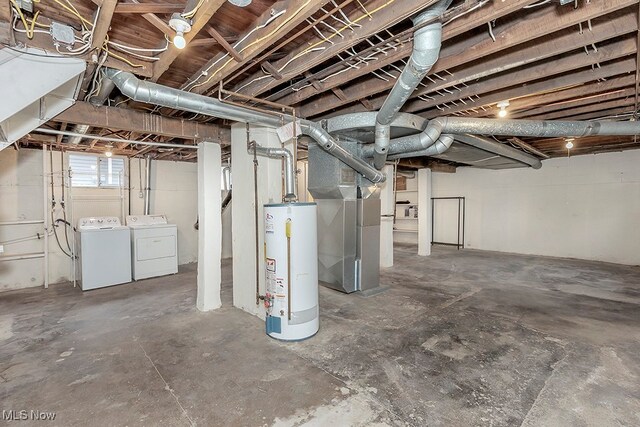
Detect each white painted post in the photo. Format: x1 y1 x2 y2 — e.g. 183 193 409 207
418 168 432 256
379 164 394 267
196 141 222 311
231 124 283 319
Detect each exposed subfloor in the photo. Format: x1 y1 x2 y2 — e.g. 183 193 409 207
1 245 639 426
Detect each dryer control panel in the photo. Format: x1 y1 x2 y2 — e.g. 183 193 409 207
126 214 168 226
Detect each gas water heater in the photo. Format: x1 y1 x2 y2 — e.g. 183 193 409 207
264 202 319 341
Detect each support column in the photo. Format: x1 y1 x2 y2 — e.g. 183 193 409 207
231 124 283 319
418 168 432 256
197 141 222 312
379 164 394 267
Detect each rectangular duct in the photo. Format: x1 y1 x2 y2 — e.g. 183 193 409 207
0 47 85 151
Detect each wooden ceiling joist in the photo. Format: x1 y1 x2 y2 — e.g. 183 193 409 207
90 0 118 50
232 0 441 97
301 1 636 118
184 0 333 94
114 3 185 14
151 0 227 81
277 0 538 107
420 57 636 118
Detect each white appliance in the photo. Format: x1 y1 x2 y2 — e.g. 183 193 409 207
263 203 319 341
126 214 178 280
77 216 132 291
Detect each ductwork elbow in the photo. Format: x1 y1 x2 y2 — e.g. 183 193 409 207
300 122 386 184
373 0 451 167
249 143 297 201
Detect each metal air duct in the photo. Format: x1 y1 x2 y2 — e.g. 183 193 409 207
103 69 385 183
249 143 297 201
373 0 452 169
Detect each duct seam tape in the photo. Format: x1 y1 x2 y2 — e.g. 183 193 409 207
276 120 302 142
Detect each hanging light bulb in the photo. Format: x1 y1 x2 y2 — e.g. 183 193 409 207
169 13 191 50
105 144 114 158
565 140 574 149
497 100 510 118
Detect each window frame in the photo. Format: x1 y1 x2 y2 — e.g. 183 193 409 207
69 153 126 189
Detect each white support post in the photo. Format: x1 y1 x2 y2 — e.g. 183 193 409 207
418 168 432 256
231 124 283 319
379 164 394 267
196 141 222 312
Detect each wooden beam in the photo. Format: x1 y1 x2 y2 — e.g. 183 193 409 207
0 0 11 44
141 11 174 36
51 102 230 143
11 26 153 77
471 75 637 118
276 0 537 107
184 0 332 93
114 3 184 14
302 35 635 118
420 58 637 118
261 61 282 80
426 160 456 173
91 0 118 50
189 37 219 48
301 2 637 118
404 37 636 115
528 98 637 121
152 0 227 81
511 87 636 119
205 26 242 62
232 0 440 97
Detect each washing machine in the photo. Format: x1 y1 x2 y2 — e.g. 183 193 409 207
126 214 178 280
77 216 132 290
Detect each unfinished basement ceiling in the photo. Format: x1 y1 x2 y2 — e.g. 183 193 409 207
2 0 639 163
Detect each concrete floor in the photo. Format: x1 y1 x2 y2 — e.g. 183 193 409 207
1 245 639 426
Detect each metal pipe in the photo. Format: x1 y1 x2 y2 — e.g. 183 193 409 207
363 117 446 158
144 155 151 215
438 116 640 137
249 143 297 201
104 68 385 183
34 129 198 149
0 252 45 262
388 134 454 160
0 220 45 226
373 0 452 168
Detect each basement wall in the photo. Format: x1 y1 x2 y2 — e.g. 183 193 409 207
430 150 640 265
0 148 214 291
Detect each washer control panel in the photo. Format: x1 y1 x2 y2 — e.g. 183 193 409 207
126 214 168 226
78 216 122 230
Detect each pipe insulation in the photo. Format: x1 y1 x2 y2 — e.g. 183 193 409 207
373 0 452 169
249 143 297 200
103 69 385 183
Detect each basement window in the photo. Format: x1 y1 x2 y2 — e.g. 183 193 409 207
69 154 125 188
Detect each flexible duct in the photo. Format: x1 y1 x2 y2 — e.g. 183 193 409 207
67 77 115 145
249 143 297 200
104 69 385 183
373 0 451 169
387 134 454 160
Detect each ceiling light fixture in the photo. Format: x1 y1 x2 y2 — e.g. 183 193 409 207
497 100 510 118
228 0 252 6
105 144 114 157
169 13 192 49
565 138 574 149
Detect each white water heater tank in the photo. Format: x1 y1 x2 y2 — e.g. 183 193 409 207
264 202 319 341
